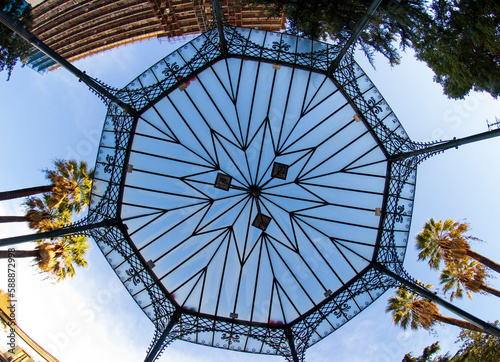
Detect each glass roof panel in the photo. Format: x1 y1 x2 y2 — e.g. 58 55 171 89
120 58 389 324
86 27 424 358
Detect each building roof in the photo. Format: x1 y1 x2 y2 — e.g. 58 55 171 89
29 0 284 70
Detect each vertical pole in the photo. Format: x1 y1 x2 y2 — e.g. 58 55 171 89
211 0 228 56
0 220 114 247
144 309 181 362
0 11 137 116
285 327 300 362
375 263 500 338
327 0 383 73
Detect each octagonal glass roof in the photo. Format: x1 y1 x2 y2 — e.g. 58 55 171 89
88 26 417 358
122 58 387 323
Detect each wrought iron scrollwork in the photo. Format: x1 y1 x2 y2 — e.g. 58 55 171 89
86 76 120 106
272 40 291 52
103 154 115 174
125 267 141 286
221 332 240 344
367 96 382 114
161 62 180 77
394 205 405 223
333 302 351 318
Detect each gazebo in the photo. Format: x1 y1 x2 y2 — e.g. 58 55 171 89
1 1 499 361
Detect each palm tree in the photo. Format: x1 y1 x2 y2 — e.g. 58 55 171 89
0 194 71 234
0 236 89 282
387 285 488 335
24 194 72 232
441 258 500 300
0 192 90 282
416 219 500 274
0 159 93 214
38 235 89 281
45 159 93 214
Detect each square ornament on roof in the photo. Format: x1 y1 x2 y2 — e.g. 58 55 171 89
271 162 289 180
215 172 232 191
252 213 271 231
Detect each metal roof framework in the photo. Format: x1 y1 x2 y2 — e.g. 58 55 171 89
80 15 476 362
2 2 500 362
87 25 419 361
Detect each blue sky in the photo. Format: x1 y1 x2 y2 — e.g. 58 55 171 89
0 32 499 362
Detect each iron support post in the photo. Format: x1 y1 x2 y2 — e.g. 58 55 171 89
285 327 300 362
211 0 228 56
327 0 383 73
0 11 137 117
144 309 181 362
391 128 500 161
0 219 114 247
375 263 500 338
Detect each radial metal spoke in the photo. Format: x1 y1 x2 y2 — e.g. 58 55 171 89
159 229 230 280
298 129 370 180
279 103 351 155
137 203 212 252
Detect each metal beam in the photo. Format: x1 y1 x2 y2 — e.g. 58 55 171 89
211 0 227 56
0 219 114 247
328 0 383 74
0 10 137 117
375 263 500 338
144 309 181 362
390 128 500 161
285 327 300 362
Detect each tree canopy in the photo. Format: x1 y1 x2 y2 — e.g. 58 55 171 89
386 285 486 334
36 235 89 282
252 0 430 65
440 258 500 300
251 0 500 99
402 342 454 362
0 159 94 214
413 0 500 99
415 219 500 275
455 324 500 361
402 325 500 361
0 0 32 80
0 159 93 281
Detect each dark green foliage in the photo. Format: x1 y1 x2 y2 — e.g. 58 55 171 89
402 342 454 362
0 0 32 80
455 324 500 361
402 324 500 362
251 0 500 99
251 0 430 65
413 0 500 99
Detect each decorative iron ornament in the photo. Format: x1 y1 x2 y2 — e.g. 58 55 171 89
221 332 240 344
103 154 115 174
86 76 121 107
272 39 291 52
125 267 141 286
